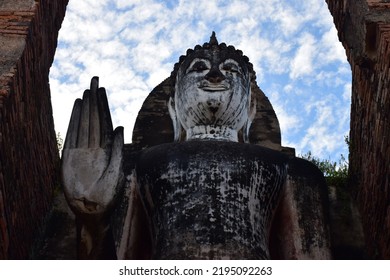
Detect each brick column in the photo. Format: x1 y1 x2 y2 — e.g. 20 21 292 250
326 0 390 259
0 0 68 259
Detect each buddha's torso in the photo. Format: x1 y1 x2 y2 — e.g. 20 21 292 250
135 141 288 259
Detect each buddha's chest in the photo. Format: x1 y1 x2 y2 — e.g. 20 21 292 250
136 141 288 259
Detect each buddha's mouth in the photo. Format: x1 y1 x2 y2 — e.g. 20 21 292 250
198 81 230 91
201 86 229 92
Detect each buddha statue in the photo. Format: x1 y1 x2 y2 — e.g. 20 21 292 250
61 32 332 259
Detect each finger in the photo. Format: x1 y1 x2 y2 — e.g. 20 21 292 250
89 77 100 148
64 98 82 150
90 76 99 94
77 90 90 148
107 126 124 175
97 87 114 149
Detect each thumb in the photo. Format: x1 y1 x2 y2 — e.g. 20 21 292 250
106 126 124 179
104 127 123 195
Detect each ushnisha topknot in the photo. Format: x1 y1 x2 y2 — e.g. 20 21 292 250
170 31 257 95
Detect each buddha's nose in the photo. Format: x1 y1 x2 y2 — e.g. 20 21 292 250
205 68 225 83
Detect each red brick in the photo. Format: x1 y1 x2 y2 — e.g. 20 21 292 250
0 0 68 259
326 0 390 259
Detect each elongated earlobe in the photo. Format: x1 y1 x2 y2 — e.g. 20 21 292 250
243 89 256 143
168 97 182 142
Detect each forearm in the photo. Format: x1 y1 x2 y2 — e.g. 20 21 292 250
76 214 117 259
61 77 124 259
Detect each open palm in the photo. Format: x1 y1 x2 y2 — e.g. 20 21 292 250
61 77 124 216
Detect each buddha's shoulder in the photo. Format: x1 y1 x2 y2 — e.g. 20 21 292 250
137 140 289 165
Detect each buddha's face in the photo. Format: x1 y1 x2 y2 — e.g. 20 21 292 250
174 49 251 140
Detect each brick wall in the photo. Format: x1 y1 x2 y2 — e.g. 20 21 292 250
326 0 390 259
0 0 68 259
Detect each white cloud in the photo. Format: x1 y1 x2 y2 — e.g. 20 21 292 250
290 32 317 79
343 83 352 101
274 5 303 36
50 0 351 162
225 1 250 18
300 126 340 156
317 27 347 64
295 93 350 158
114 0 139 9
268 89 302 136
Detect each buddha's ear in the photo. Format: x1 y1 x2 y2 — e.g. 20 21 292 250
243 88 257 143
168 96 182 142
249 88 257 121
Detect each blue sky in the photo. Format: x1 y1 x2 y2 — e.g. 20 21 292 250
49 0 351 162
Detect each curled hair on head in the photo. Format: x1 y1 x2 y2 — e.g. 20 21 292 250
169 31 257 97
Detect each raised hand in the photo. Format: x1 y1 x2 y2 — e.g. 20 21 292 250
61 77 124 217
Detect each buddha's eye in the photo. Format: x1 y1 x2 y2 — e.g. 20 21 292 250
187 61 209 73
221 62 241 74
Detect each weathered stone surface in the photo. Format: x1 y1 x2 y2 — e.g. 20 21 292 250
270 158 332 259
60 78 125 259
132 79 284 151
0 0 68 259
326 0 390 259
328 184 366 259
2 0 380 260
32 192 77 260
136 141 288 259
62 34 329 259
